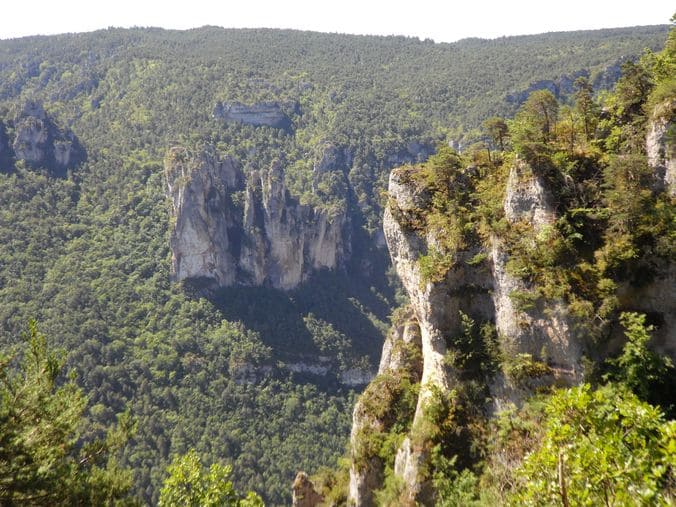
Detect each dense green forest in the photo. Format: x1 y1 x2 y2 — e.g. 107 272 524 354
0 25 670 504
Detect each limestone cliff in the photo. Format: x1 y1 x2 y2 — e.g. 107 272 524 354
489 161 583 407
165 147 243 287
629 100 676 356
346 158 595 504
346 123 675 502
213 101 297 132
372 160 584 503
10 100 84 176
348 309 422 506
165 146 349 290
646 99 675 197
380 168 495 504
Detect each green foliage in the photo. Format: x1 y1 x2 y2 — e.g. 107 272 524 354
158 450 263 507
644 25 676 115
602 154 654 236
0 145 383 503
605 312 675 406
508 289 541 312
303 313 354 371
594 151 674 286
444 312 501 380
418 249 454 285
433 458 481 507
373 471 406 506
352 371 419 470
404 145 483 282
482 116 509 151
478 397 549 505
510 90 559 162
0 26 661 236
503 353 552 386
0 321 137 505
511 384 674 506
410 384 460 457
613 60 654 122
310 458 350 506
478 33 675 344
573 76 599 141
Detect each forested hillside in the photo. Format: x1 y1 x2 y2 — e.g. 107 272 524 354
0 25 669 504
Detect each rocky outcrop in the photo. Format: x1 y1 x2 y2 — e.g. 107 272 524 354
231 357 373 386
646 100 675 197
343 85 674 507
490 161 582 408
339 367 376 387
495 164 581 365
348 158 587 503
213 101 297 131
165 147 243 287
7 100 84 176
348 311 422 506
313 143 352 176
632 102 676 356
13 102 50 165
165 146 349 290
375 169 495 504
292 472 324 507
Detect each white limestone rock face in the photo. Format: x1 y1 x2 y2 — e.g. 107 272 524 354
13 115 50 165
348 138 675 501
10 100 83 174
165 147 242 286
239 161 349 290
637 102 676 356
490 161 582 396
488 160 587 413
380 168 494 504
339 367 375 387
503 159 555 226
646 101 675 197
351 160 582 503
213 101 297 131
348 311 422 507
165 146 349 290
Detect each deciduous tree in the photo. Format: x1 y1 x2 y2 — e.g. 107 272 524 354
158 450 263 507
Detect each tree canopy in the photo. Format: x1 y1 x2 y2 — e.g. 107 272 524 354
159 450 263 507
0 321 136 506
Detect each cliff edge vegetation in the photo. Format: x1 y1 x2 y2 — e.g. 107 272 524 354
311 21 676 506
